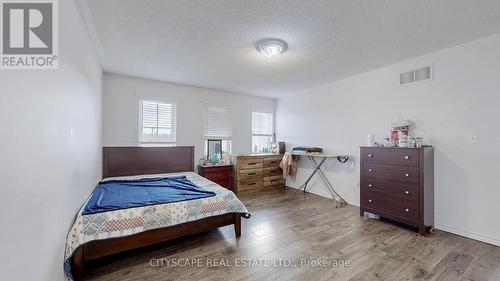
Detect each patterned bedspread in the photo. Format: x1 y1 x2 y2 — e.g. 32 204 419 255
64 172 250 279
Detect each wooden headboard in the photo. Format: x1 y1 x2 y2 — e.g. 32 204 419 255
102 146 195 179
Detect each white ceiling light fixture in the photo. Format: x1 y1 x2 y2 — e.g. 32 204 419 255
256 39 287 58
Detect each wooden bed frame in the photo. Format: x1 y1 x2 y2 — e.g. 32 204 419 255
71 146 242 280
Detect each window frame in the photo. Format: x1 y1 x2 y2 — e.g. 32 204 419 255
138 99 177 144
251 111 274 153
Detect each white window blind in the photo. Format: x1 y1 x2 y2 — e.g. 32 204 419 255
252 112 273 135
205 107 231 139
140 100 176 143
252 112 274 153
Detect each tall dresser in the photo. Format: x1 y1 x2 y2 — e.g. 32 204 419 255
360 147 434 235
232 154 284 193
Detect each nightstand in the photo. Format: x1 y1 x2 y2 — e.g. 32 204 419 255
198 164 233 191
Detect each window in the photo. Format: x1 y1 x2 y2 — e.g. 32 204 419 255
252 112 274 153
139 100 176 143
204 107 232 155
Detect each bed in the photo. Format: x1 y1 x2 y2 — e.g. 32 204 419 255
64 146 250 280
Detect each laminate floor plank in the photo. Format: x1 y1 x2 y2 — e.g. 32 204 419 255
84 187 499 281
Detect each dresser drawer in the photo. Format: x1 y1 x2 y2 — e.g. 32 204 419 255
361 192 419 222
238 168 263 180
264 179 284 187
363 164 419 185
359 146 434 235
239 179 263 190
263 157 281 167
239 158 263 169
263 166 281 177
263 175 281 182
361 183 418 203
362 148 419 167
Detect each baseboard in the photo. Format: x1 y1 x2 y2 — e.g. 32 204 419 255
432 223 500 247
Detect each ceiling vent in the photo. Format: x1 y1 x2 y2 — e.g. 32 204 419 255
400 70 414 85
400 64 433 85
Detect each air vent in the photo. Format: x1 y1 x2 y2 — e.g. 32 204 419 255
415 66 431 81
400 70 414 85
400 64 433 85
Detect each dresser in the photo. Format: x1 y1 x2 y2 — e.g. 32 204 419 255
360 147 434 235
232 154 284 193
198 164 233 191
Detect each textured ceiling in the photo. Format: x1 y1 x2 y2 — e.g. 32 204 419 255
83 0 500 98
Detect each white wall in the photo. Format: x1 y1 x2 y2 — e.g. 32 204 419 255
276 33 500 246
103 73 275 162
0 1 103 280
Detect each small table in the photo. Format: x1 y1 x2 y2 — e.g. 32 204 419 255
292 153 350 207
198 164 233 191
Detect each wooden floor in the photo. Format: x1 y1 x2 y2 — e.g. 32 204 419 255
85 187 500 281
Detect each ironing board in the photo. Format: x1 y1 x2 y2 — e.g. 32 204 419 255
292 152 350 207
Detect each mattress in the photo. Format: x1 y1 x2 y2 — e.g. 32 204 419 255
64 172 250 279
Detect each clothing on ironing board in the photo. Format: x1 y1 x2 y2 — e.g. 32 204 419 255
279 152 300 179
292 146 323 153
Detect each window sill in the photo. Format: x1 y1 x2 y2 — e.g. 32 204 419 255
139 143 177 147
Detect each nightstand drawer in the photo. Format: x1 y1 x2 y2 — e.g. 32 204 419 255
198 165 233 190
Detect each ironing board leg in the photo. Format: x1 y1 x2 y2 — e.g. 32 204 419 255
309 157 346 206
294 156 326 194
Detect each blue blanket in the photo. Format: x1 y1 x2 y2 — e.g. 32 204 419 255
82 176 216 215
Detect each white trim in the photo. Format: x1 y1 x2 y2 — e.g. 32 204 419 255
434 223 500 247
137 99 177 143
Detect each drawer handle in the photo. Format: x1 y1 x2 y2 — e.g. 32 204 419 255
248 182 256 186
405 208 410 212
405 173 410 177
405 191 410 195
271 180 277 183
248 173 256 175
368 184 373 188
248 163 257 165
368 199 372 203
404 155 410 160
270 161 277 164
368 154 373 158
368 169 373 172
